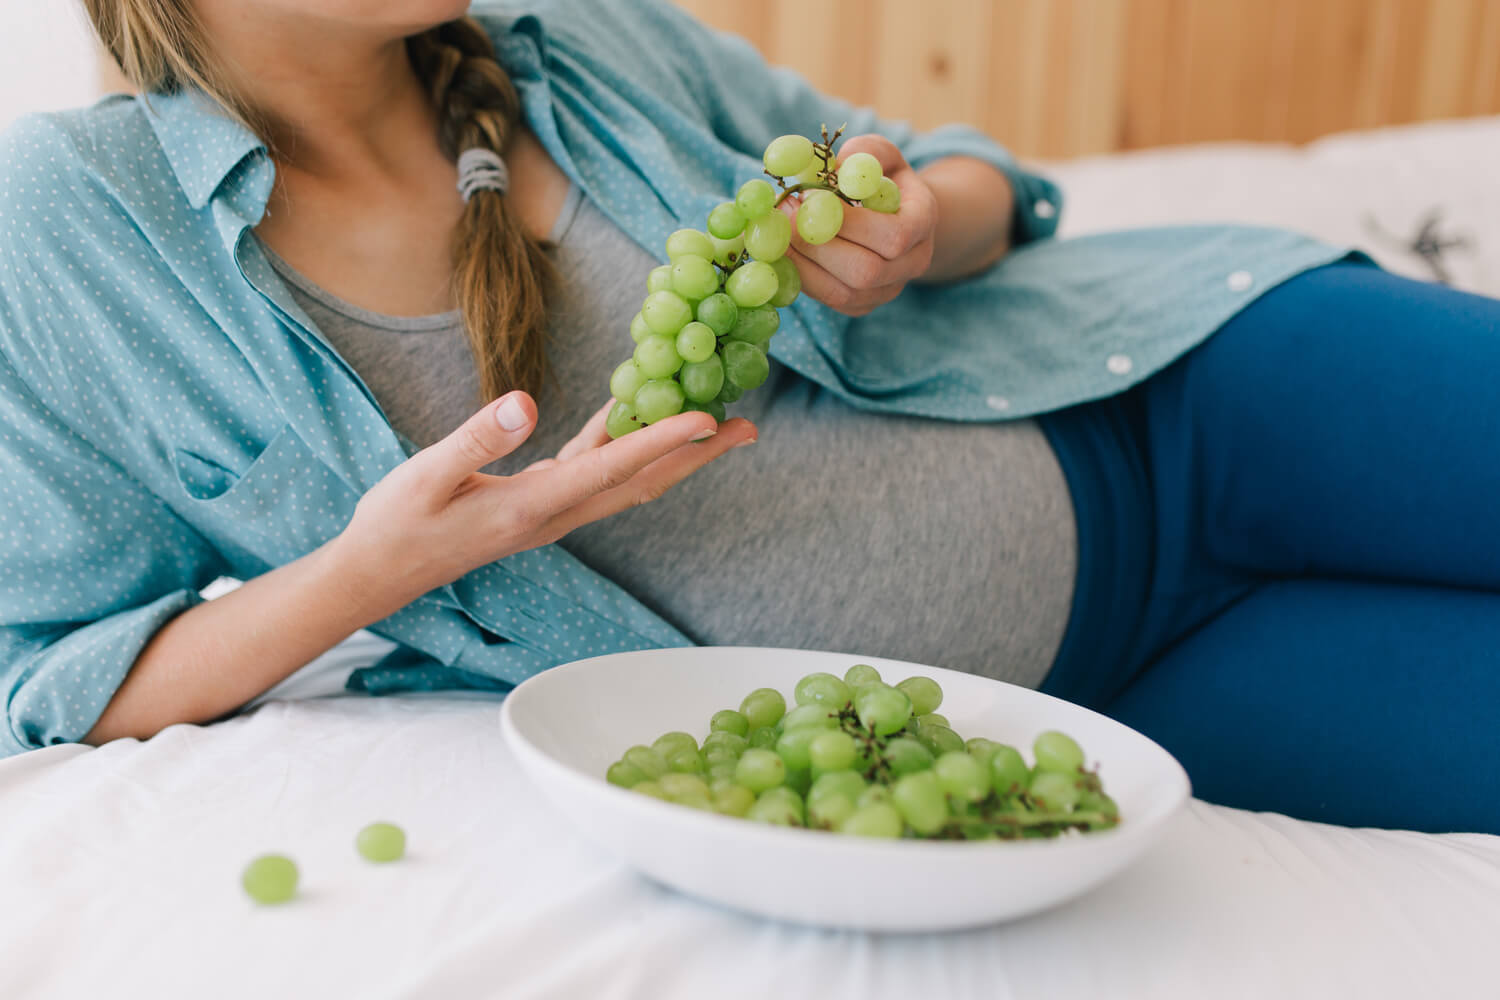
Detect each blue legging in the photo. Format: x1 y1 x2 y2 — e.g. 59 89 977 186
1036 262 1500 834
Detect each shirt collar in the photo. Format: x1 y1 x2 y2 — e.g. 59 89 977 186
142 88 268 212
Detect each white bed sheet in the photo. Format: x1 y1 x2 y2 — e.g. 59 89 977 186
5 116 1500 1000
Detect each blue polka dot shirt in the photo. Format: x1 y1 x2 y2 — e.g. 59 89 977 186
0 0 1356 753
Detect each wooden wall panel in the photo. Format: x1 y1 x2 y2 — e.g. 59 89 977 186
674 0 1500 158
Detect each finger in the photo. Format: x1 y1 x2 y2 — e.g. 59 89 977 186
786 246 905 316
505 409 720 517
523 458 559 473
411 391 538 495
790 220 930 288
834 134 908 177
539 418 758 540
833 189 935 261
554 398 616 463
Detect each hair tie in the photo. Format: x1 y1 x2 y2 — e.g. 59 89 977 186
457 147 510 202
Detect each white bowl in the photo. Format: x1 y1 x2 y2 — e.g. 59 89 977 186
499 646 1190 931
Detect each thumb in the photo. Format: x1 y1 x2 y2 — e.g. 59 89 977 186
835 134 909 177
419 390 538 490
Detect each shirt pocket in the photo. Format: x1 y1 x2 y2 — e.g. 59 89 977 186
172 424 357 563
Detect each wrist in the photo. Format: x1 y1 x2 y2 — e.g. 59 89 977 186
916 157 1015 283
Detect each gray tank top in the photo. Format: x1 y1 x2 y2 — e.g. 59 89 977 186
257 186 1077 688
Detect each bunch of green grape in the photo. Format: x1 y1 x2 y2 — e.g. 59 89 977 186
605 125 900 438
604 664 1120 840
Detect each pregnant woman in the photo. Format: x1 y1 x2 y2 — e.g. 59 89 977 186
2 0 1496 834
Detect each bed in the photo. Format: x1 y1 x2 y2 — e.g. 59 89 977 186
5 116 1498 999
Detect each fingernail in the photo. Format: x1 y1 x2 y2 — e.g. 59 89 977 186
690 428 717 442
733 437 757 448
496 395 528 431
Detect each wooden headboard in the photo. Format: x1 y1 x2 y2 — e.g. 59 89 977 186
674 0 1500 159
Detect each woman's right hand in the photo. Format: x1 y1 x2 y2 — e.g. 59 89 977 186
332 391 756 619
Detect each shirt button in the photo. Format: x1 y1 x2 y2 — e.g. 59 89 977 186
1227 270 1254 292
1033 199 1056 219
985 395 1011 412
1106 353 1133 375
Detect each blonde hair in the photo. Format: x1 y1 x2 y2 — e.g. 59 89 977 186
84 2 555 402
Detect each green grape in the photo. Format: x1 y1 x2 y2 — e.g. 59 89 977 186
763 134 816 178
623 744 668 779
671 255 719 300
863 175 901 214
915 712 951 730
713 784 756 817
854 683 912 736
606 759 647 788
844 663 882 687
735 748 787 793
780 703 838 731
964 737 1002 767
709 232 745 266
605 400 641 439
628 311 653 345
659 773 710 800
892 770 949 835
796 189 845 245
808 792 857 830
840 802 903 838
736 178 777 220
679 355 725 403
242 854 299 904
896 676 943 716
710 709 750 737
632 781 669 800
808 769 867 804
884 736 936 778
1028 771 1082 812
917 723 965 757
726 305 780 348
646 265 675 294
667 749 704 774
773 726 819 771
794 672 853 709
702 731 749 756
704 752 738 774
722 341 770 391
652 731 698 758
785 766 812 797
609 360 649 404
748 726 778 749
675 321 717 363
747 793 803 827
989 744 1030 796
695 293 739 337
634 379 686 423
633 335 684 379
933 752 990 803
739 687 787 729
641 290 693 336
836 151 884 201
743 211 792 262
807 730 857 772
857 785 892 809
665 228 715 261
725 260 779 308
1079 790 1120 821
683 399 727 422
715 381 744 405
768 257 801 307
1034 730 1086 774
707 200 747 239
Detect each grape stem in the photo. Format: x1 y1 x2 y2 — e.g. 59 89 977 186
767 122 863 210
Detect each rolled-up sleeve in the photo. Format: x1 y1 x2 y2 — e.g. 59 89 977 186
0 350 223 756
631 0 1063 245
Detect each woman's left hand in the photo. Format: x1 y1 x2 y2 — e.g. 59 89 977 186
781 134 938 317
